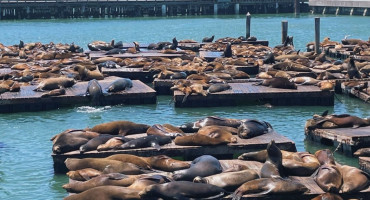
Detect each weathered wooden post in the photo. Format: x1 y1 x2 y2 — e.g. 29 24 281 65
294 0 300 15
162 4 166 16
315 17 321 54
281 20 288 44
214 3 218 15
246 12 251 38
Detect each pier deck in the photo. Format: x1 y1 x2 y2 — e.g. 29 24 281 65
52 131 296 173
0 76 156 113
101 67 155 83
305 126 370 155
359 156 370 175
174 83 334 107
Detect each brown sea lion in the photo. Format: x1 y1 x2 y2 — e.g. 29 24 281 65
127 174 171 191
97 137 127 152
65 158 147 174
259 77 297 89
63 173 137 193
74 65 104 81
261 140 285 178
143 155 190 172
348 57 361 79
354 148 370 157
64 185 140 200
139 181 226 200
52 129 100 154
256 72 273 79
174 133 234 146
146 124 184 138
193 169 259 191
311 193 343 200
274 71 291 79
172 155 222 181
41 88 66 98
339 165 369 193
88 121 150 136
318 80 334 91
237 119 272 139
93 57 123 64
106 78 133 92
106 154 151 169
196 126 237 142
179 116 242 132
315 114 370 129
207 83 231 93
315 149 336 165
197 125 238 135
116 135 172 151
231 177 309 200
313 163 342 193
67 168 102 181
34 77 75 91
79 134 116 153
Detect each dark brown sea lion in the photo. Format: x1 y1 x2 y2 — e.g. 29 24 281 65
79 134 116 154
106 154 151 169
139 181 226 200
63 173 137 193
202 35 215 43
238 119 273 139
65 158 147 174
67 168 102 181
85 79 104 106
127 174 171 191
34 77 75 91
224 43 232 58
339 165 369 193
207 83 231 93
172 155 222 181
106 78 133 92
193 169 259 191
311 193 343 200
231 177 309 200
52 129 100 154
348 57 361 79
88 121 150 136
179 116 242 132
146 124 184 138
41 88 66 98
143 155 190 172
315 149 336 165
315 114 370 129
261 140 285 178
64 185 140 200
259 77 297 89
116 135 172 151
313 163 342 193
354 148 370 157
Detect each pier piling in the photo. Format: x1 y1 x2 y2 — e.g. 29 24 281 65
294 0 300 14
314 17 321 54
281 20 288 44
214 4 218 15
246 12 251 38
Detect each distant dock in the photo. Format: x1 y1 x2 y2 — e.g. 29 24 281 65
309 0 370 16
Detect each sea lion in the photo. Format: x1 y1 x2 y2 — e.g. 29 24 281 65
89 121 150 136
85 79 104 106
318 80 334 91
34 77 75 91
259 77 297 89
97 137 131 152
197 125 237 142
52 129 100 154
116 135 172 151
67 168 102 181
354 148 370 157
106 154 151 169
74 65 104 81
63 173 137 193
105 78 133 93
193 169 259 191
315 149 336 165
127 42 140 54
174 131 236 146
172 155 222 181
274 71 291 79
144 155 190 172
79 134 116 154
170 72 187 79
348 57 361 79
224 43 232 58
87 40 114 51
41 88 66 98
313 163 343 193
127 174 171 191
105 48 125 55
260 140 285 178
231 177 309 200
290 77 320 85
237 119 272 139
202 35 215 43
263 52 275 64
311 193 343 200
139 181 226 200
65 158 147 174
339 165 369 193
146 124 184 138
207 83 231 93
314 114 370 129
238 149 298 162
98 61 119 69
256 72 273 79
64 185 140 200
179 116 242 132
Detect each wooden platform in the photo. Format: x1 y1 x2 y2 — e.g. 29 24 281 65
174 83 334 107
101 67 155 83
359 157 370 175
341 81 370 103
89 51 184 60
0 77 156 113
305 126 370 155
52 131 296 173
199 51 223 60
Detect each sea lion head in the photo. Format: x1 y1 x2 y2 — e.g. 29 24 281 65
193 176 207 183
139 184 159 198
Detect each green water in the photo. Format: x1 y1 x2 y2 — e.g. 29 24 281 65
0 14 369 199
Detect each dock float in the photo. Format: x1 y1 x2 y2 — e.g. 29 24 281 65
0 76 156 113
52 131 296 173
341 81 370 103
359 156 370 175
174 83 334 107
199 51 223 60
305 126 370 155
101 67 155 83
89 51 185 60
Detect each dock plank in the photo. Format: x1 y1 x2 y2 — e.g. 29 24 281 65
89 51 184 60
0 77 156 113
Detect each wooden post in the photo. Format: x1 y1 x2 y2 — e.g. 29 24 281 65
246 12 251 38
294 0 300 15
281 21 288 44
315 17 320 54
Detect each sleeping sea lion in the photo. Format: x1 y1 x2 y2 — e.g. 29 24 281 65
67 168 102 181
79 134 116 153
207 83 231 93
88 121 150 136
52 129 100 154
179 116 242 132
237 119 272 139
106 154 151 169
105 78 133 92
116 135 172 151
339 165 369 193
34 77 75 91
143 155 190 172
259 77 297 89
146 124 184 138
354 148 370 157
97 137 132 152
64 185 140 200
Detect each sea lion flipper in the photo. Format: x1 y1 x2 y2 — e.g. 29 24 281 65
321 110 329 117
107 173 129 180
352 124 360 129
152 142 161 151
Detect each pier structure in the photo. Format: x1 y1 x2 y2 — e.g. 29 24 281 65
0 0 309 20
309 0 370 16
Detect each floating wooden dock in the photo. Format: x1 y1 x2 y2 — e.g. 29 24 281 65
199 51 223 60
305 126 370 155
52 131 296 173
89 51 185 60
174 83 334 107
341 81 370 103
359 156 370 175
0 76 156 113
101 67 155 83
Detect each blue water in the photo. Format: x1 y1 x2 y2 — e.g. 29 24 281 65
0 14 369 199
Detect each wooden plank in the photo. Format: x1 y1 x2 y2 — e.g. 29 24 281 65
0 77 156 113
89 51 184 60
199 51 223 60
174 83 334 107
52 131 296 173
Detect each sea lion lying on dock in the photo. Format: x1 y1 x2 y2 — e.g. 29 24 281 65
64 185 140 200
51 129 99 154
310 111 370 129
106 154 151 169
257 77 297 89
88 120 150 136
339 164 370 193
179 116 242 132
354 148 370 157
106 78 133 93
34 77 75 91
313 150 342 193
237 119 272 139
116 135 172 151
174 126 237 146
143 155 190 172
146 124 184 138
97 137 131 152
67 168 102 181
79 134 116 154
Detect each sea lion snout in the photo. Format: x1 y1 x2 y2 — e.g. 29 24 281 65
193 176 206 183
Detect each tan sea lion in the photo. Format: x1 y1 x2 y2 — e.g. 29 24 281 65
193 169 259 191
88 121 150 136
79 134 116 153
315 149 336 165
311 193 343 200
74 65 104 81
290 77 320 85
127 174 171 191
41 88 66 98
146 124 184 138
34 77 75 91
64 185 140 200
318 80 334 91
274 71 291 79
259 77 297 89
339 165 369 193
67 168 102 181
354 148 370 157
315 114 370 129
256 72 273 79
174 133 234 146
314 163 343 193
97 137 128 152
106 154 151 169
143 155 190 172
197 125 237 142
197 125 238 135
179 116 242 132
93 57 123 64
